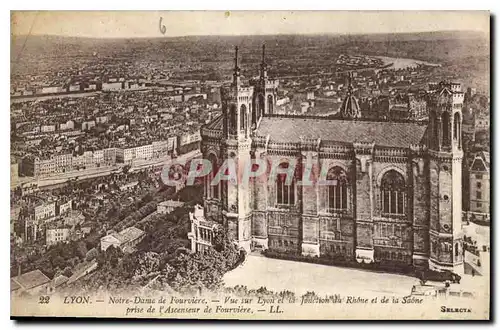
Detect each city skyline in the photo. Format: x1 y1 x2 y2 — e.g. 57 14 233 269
11 11 489 39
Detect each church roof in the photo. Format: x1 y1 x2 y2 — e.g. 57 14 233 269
255 116 428 148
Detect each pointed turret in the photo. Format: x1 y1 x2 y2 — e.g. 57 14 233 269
340 72 361 119
260 44 268 79
233 46 241 87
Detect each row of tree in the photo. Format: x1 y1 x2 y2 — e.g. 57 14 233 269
78 225 241 295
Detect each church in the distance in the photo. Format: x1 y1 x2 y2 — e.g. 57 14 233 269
198 45 465 274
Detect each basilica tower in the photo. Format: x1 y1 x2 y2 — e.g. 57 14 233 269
251 44 279 127
220 46 254 252
427 81 464 273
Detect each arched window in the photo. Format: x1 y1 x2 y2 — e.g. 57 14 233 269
276 162 295 205
453 112 461 142
240 104 247 132
207 154 220 199
229 104 237 135
429 111 435 137
267 95 274 114
326 166 349 211
442 112 450 147
381 170 406 215
431 112 439 147
251 102 256 126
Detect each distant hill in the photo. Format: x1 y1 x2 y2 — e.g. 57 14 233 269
11 30 489 93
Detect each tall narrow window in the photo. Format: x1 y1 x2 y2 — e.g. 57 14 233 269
239 104 247 132
258 94 265 117
276 162 295 205
381 170 406 215
453 112 461 146
326 166 349 211
207 154 220 199
229 104 237 135
251 100 257 126
267 95 274 114
430 112 439 148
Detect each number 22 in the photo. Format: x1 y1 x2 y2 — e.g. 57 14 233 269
38 296 50 304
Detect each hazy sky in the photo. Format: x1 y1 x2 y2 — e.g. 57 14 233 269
11 11 489 38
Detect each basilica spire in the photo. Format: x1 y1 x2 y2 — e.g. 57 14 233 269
233 46 241 86
260 43 268 79
340 71 361 119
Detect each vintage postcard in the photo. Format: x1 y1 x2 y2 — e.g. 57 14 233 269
10 11 490 320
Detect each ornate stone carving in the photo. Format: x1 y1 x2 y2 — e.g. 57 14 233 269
412 157 425 177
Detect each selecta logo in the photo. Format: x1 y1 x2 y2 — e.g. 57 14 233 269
161 157 344 187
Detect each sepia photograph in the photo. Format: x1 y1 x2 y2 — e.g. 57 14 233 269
9 10 490 320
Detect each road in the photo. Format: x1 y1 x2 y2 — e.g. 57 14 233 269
224 254 420 297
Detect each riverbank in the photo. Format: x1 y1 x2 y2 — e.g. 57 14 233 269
373 56 441 70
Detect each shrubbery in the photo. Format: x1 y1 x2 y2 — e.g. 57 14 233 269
79 202 244 295
224 285 295 300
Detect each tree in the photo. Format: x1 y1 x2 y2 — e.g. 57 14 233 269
85 248 99 262
62 266 73 278
76 241 88 260
52 255 66 270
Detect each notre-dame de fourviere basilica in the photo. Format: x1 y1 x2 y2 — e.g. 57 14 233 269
198 45 464 273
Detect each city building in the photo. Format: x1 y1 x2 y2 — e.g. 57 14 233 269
100 226 146 252
34 202 56 222
11 269 51 295
474 112 489 131
57 199 73 215
152 140 170 159
46 226 71 246
157 200 185 215
468 151 490 215
116 146 137 164
10 160 18 184
188 204 220 253
20 148 118 178
388 93 427 121
200 48 465 273
50 274 69 292
102 82 123 91
135 144 153 161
